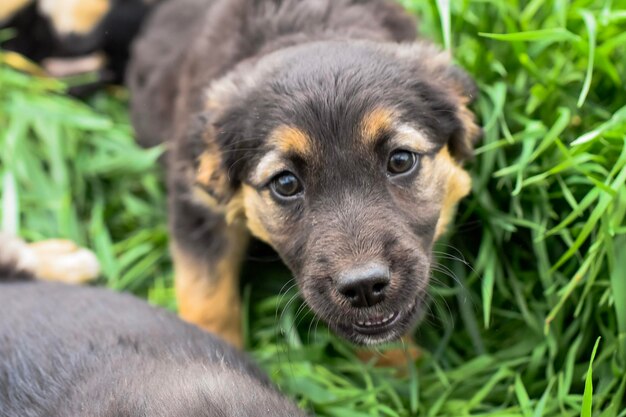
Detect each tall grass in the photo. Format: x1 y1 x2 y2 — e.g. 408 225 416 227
1 0 625 416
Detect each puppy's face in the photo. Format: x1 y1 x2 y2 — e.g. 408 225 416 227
195 41 480 345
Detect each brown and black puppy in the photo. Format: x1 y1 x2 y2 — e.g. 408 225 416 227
0 237 306 417
128 0 480 348
0 0 158 84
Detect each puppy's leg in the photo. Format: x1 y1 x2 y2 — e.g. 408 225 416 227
170 191 248 348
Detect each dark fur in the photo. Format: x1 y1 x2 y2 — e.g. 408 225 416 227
128 0 479 345
0 277 306 416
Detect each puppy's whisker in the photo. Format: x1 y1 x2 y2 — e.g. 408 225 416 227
278 291 301 337
306 311 317 345
433 244 476 272
421 292 447 329
431 250 470 266
275 279 298 310
274 279 298 347
276 285 302 368
291 302 309 333
226 155 250 182
312 316 323 344
431 264 463 288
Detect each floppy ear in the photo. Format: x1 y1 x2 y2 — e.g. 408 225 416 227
184 60 270 223
185 111 244 223
440 65 482 161
394 42 482 162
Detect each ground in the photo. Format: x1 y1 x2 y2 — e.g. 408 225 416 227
0 1 625 416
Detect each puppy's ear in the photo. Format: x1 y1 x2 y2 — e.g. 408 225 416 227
395 43 482 161
186 62 267 222
441 64 482 161
186 112 243 223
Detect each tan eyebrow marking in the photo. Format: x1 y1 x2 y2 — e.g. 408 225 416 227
360 108 395 145
251 151 285 185
268 125 312 156
361 109 436 153
392 124 437 154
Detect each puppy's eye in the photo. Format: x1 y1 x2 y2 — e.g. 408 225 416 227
387 150 418 175
270 171 303 198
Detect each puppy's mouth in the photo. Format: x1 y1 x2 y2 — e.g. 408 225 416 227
334 298 420 345
353 311 400 335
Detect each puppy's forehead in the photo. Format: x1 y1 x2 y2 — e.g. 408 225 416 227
251 108 436 183
266 108 434 155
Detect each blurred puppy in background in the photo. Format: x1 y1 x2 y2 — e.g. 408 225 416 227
0 233 307 417
128 0 480 352
0 0 158 88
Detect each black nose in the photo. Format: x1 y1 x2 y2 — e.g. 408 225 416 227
337 263 390 308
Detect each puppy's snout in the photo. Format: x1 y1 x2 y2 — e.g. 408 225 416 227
336 263 390 308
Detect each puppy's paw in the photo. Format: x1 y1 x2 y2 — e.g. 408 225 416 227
0 232 38 276
28 239 100 284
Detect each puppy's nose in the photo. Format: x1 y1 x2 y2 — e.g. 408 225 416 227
337 263 390 308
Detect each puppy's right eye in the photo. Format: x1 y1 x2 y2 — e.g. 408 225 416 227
270 171 303 198
387 150 418 175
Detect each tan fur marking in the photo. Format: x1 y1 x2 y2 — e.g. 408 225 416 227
433 147 471 238
241 185 272 244
393 124 436 154
458 101 481 148
269 125 311 156
357 335 421 369
195 150 230 200
39 0 110 35
225 190 245 225
195 151 220 186
251 151 284 185
173 226 249 348
0 0 32 23
191 187 245 226
191 185 221 209
361 108 395 145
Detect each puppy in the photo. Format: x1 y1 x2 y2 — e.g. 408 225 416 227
0 235 307 417
0 0 157 85
128 0 480 348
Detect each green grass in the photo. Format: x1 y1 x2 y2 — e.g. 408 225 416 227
1 0 625 416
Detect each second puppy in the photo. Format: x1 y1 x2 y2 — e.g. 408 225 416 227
0 236 306 417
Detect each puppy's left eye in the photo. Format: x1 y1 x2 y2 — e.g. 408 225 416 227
270 171 303 198
387 150 418 175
